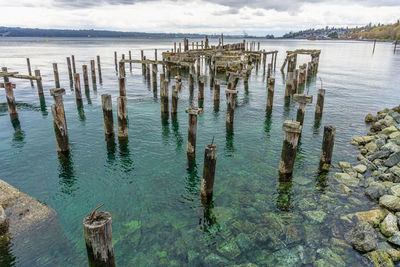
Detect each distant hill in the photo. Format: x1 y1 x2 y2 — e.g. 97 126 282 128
0 26 257 38
352 21 400 41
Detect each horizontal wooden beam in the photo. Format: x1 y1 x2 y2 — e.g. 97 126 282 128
0 83 16 88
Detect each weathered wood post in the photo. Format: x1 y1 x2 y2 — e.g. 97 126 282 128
97 55 102 84
82 65 89 90
73 73 83 104
83 211 115 267
266 78 275 112
119 77 126 97
128 50 132 72
198 76 204 102
71 55 76 74
226 89 238 125
214 80 220 102
373 39 376 53
4 82 18 121
90 60 97 90
161 80 169 117
50 88 70 152
267 63 272 80
141 50 145 75
117 96 128 138
189 72 194 93
171 85 178 115
278 120 302 180
114 51 118 73
26 58 34 86
319 125 336 171
152 64 157 89
67 57 73 85
102 94 114 138
285 72 293 99
293 94 313 126
186 106 203 156
53 63 60 88
119 61 126 79
209 65 215 87
200 141 218 204
34 69 44 96
315 89 326 118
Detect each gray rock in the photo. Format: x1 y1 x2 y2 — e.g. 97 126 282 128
380 195 400 211
345 221 378 252
390 166 400 178
382 141 400 153
380 213 399 237
379 173 395 182
376 138 387 148
388 234 400 246
353 164 367 173
385 152 400 167
334 173 359 187
365 185 385 201
368 150 391 161
390 185 400 197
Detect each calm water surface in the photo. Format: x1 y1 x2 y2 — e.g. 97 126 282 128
0 38 399 266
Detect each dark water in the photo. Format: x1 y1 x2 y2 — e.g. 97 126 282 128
0 37 399 266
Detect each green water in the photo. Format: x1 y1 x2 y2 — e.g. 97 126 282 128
0 38 399 266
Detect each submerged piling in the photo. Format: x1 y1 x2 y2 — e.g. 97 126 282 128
90 60 97 90
26 58 34 86
315 89 326 118
171 85 178 115
266 78 275 112
200 142 218 204
214 80 220 102
53 63 60 88
102 94 115 138
83 211 115 267
67 57 73 85
293 94 313 126
73 73 83 104
34 69 44 96
117 96 128 138
319 125 336 171
82 65 89 90
119 77 126 97
4 82 18 121
226 89 238 125
71 55 76 74
50 88 69 152
161 80 169 117
278 120 302 180
186 106 203 156
97 55 102 84
114 51 118 73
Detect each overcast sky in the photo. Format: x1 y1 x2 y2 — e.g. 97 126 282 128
1 0 400 36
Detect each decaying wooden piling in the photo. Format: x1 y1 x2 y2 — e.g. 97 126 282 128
294 94 313 126
214 80 220 102
83 211 115 267
71 55 76 74
189 72 194 92
198 77 204 100
319 125 336 171
26 58 34 86
267 63 272 80
117 96 128 138
266 78 275 112
141 50 145 74
114 51 118 73
90 60 97 90
119 77 126 97
50 88 70 152
97 55 102 84
226 89 238 125
119 61 126 79
102 94 115 138
34 70 44 96
152 64 157 88
161 80 169 115
67 57 73 85
278 120 302 179
186 106 203 155
73 73 83 104
53 63 60 88
171 85 178 115
129 50 132 72
4 82 18 121
315 89 326 118
82 65 89 90
200 142 218 204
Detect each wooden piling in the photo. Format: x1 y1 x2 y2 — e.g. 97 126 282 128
200 143 218 204
90 60 97 90
4 82 18 120
186 106 203 155
373 39 376 53
128 50 132 72
294 94 313 126
82 65 89 90
198 77 204 100
67 57 73 84
114 51 118 73
119 77 126 97
226 89 238 125
171 85 178 115
34 69 44 96
214 80 220 101
71 55 76 74
146 64 150 81
141 50 145 74
26 58 34 86
53 63 60 88
152 64 157 88
278 120 302 179
102 94 114 138
267 63 272 80
266 78 275 112
319 125 336 170
189 72 194 93
315 89 326 118
285 72 293 98
161 80 169 115
119 61 126 78
83 211 115 267
97 55 102 84
73 73 83 104
117 96 128 138
50 88 69 152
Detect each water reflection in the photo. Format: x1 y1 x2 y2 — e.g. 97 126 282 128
171 115 183 152
213 100 219 114
39 95 48 117
106 137 116 163
183 156 200 203
313 115 322 135
225 124 234 152
76 101 85 121
118 138 134 173
161 114 170 140
264 110 272 136
316 172 329 192
57 152 77 195
85 88 92 105
276 180 293 211
283 98 291 118
200 202 220 234
0 235 16 266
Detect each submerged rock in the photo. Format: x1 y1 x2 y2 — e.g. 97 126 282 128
380 195 400 211
334 173 359 187
380 213 399 237
316 247 345 266
303 210 326 223
204 253 230 266
356 209 387 227
217 239 241 260
365 250 394 267
365 185 385 201
345 221 377 253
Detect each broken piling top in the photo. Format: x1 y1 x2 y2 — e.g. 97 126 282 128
293 94 313 104
50 88 66 97
225 89 238 95
186 106 203 115
282 120 302 133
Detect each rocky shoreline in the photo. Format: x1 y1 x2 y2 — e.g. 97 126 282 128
334 105 400 266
